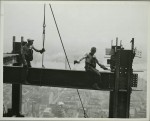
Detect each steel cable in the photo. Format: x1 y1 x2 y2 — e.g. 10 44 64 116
49 4 88 118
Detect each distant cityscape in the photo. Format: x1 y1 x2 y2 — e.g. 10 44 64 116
3 76 146 118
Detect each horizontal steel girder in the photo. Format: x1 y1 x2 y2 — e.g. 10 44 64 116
3 66 115 91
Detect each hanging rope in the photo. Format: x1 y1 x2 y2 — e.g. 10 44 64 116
40 4 46 87
49 4 88 118
42 4 46 68
49 4 71 70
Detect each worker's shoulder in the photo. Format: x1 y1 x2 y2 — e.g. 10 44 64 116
84 53 88 56
84 53 90 57
85 53 97 58
23 43 28 47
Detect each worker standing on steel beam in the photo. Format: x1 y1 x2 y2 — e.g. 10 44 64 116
21 39 45 67
74 47 108 90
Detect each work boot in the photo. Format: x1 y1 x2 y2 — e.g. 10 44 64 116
92 83 101 90
16 113 24 117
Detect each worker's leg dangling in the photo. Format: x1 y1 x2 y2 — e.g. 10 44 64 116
86 66 102 90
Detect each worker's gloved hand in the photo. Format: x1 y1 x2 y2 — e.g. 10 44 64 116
74 60 80 64
40 48 45 54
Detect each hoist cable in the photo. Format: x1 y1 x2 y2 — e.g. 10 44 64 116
42 4 46 68
49 4 88 118
49 4 71 70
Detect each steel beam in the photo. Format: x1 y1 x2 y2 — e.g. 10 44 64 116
3 66 115 91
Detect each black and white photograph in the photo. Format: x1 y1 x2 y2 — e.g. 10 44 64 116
1 1 150 120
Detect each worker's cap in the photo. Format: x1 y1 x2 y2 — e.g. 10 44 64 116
27 39 34 42
91 47 96 51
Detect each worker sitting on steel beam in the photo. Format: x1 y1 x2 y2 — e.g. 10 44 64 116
74 47 108 90
21 39 45 67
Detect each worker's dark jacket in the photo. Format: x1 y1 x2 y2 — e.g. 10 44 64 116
21 44 34 67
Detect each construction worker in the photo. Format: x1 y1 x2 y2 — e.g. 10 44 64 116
21 39 45 67
74 47 108 90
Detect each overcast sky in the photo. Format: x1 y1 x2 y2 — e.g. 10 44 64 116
2 1 149 70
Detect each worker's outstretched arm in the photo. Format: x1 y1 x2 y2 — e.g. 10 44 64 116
74 54 86 64
79 56 86 62
32 46 45 53
96 58 108 70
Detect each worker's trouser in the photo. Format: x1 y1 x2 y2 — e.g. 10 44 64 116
23 55 32 68
26 60 31 67
23 59 31 83
23 59 31 68
85 66 102 85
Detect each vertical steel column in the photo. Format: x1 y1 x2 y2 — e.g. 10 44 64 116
109 49 121 118
12 36 15 53
21 36 24 43
109 39 134 118
11 36 23 116
131 38 134 51
126 52 133 117
12 83 22 116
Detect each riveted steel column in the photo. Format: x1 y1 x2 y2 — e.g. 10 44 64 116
109 40 134 118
